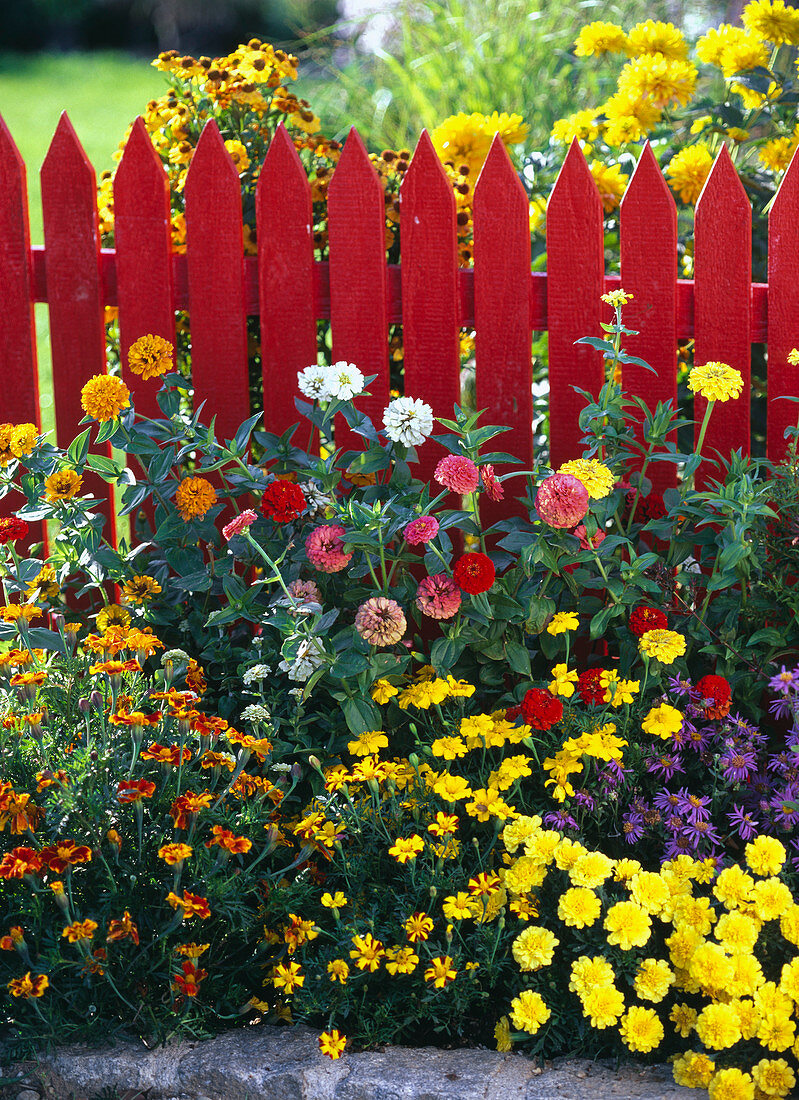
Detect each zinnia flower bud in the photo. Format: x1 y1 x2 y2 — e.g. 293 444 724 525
222 509 257 541
355 597 407 646
535 473 589 529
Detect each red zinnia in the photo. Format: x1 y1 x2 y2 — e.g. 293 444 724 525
0 517 28 544
520 688 563 730
695 674 732 720
453 552 495 594
629 605 668 637
261 480 306 524
577 669 606 706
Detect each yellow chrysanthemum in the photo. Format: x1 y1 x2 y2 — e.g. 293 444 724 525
719 33 770 76
602 92 662 144
617 54 698 109
558 459 615 499
128 333 174 381
627 20 688 60
581 984 625 1028
743 0 799 43
639 629 686 664
666 144 713 204
80 374 131 422
431 111 528 176
509 989 550 1034
574 21 629 56
589 160 628 212
619 1005 664 1052
551 109 601 144
688 361 744 402
759 134 799 173
174 476 218 521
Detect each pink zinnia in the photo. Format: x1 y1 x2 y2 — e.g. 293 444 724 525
573 525 606 551
535 473 589 529
403 515 439 545
415 574 462 620
434 455 479 494
305 525 353 574
288 579 322 603
222 509 257 541
480 464 504 502
354 597 407 646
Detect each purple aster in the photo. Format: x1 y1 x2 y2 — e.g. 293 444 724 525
683 818 722 846
727 803 760 841
663 812 686 835
544 809 578 830
664 832 695 859
720 747 757 783
769 696 796 722
653 790 683 814
600 759 630 788
667 675 693 697
646 752 685 780
768 666 799 695
675 788 712 821
789 839 799 872
684 724 712 753
767 752 795 777
771 789 799 827
573 789 595 811
621 812 646 844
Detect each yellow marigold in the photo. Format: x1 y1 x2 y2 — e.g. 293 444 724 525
557 886 601 928
788 348 799 366
511 925 559 971
569 850 614 889
175 476 217 521
388 835 424 864
96 604 131 632
752 877 793 920
546 611 579 635
746 834 786 877
551 108 601 144
582 984 625 1028
634 958 675 1002
371 678 399 704
604 900 652 949
619 1005 664 1053
666 144 713 204
44 469 83 503
714 864 755 909
509 989 550 1034
719 33 770 76
627 20 688 60
642 702 683 739
128 334 174 381
589 160 628 213
558 458 615 499
494 1015 512 1052
673 1050 716 1089
80 374 131 421
431 111 528 176
630 870 671 915
7 972 49 998
62 918 98 943
569 954 615 997
574 21 629 56
743 0 799 43
689 942 735 994
752 1057 796 1096
670 1002 698 1037
707 1067 755 1099
689 361 744 402
10 423 38 458
158 842 192 865
617 54 697 109
695 1002 742 1049
759 135 798 173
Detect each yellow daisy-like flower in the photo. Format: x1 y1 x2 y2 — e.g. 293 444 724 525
601 288 634 307
666 144 713 204
639 628 686 664
548 664 578 698
589 160 629 213
371 678 398 704
559 458 615 499
385 945 419 976
546 611 579 636
320 891 348 910
423 954 457 988
627 19 688 60
96 604 131 632
122 575 162 603
430 111 528 176
688 361 744 402
617 54 698 109
347 729 389 756
509 989 550 1034
174 476 217 521
317 1029 346 1060
80 374 131 421
642 702 683 739
224 139 251 173
128 333 174 381
44 468 83 503
10 423 38 458
551 109 601 144
158 842 192 865
719 32 770 76
388 835 424 864
697 24 742 65
743 0 799 43
574 21 629 56
619 1005 664 1053
759 135 798 174
327 959 349 984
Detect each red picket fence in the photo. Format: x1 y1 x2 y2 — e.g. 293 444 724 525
2 110 799 538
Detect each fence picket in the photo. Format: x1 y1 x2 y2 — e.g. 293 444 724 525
767 146 799 463
547 140 604 471
40 113 116 542
694 145 751 481
473 135 532 525
114 116 176 422
400 130 460 483
184 119 250 445
0 115 41 538
257 124 317 440
620 142 677 492
328 128 390 456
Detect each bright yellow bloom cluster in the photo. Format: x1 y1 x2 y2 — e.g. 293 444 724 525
431 111 529 177
80 374 131 422
666 144 713 204
0 423 38 466
558 459 615 499
688 362 745 402
639 629 687 664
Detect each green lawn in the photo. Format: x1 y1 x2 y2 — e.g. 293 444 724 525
0 51 164 436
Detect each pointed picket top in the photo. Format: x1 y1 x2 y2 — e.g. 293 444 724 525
622 140 674 209
329 126 383 201
0 112 26 181
41 111 97 200
474 132 527 202
185 116 242 197
694 143 751 475
768 144 799 461
401 128 457 213
115 115 168 193
547 139 605 468
258 119 310 192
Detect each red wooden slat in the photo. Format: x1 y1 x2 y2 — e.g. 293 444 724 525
257 123 316 439
546 140 605 470
41 113 116 542
620 142 677 492
328 127 390 454
767 146 799 463
184 119 250 444
114 116 176 422
473 135 532 525
694 145 751 481
0 114 42 538
400 130 460 483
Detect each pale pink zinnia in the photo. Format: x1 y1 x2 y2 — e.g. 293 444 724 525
434 454 479 494
354 597 407 646
415 574 462 620
305 525 353 574
288 578 322 603
535 473 589 529
480 464 504 502
222 508 257 541
403 515 440 545
573 525 606 551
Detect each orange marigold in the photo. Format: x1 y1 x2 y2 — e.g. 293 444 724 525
175 477 217 521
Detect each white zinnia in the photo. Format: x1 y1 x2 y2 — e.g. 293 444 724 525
242 664 272 685
278 637 326 682
325 361 365 401
297 364 332 401
383 396 434 447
